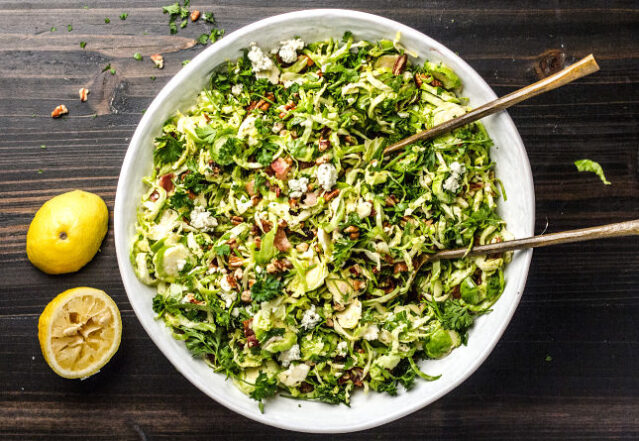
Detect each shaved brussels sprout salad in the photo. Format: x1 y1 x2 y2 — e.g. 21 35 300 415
131 33 512 409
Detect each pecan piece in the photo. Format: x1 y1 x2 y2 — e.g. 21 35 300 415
228 255 244 268
78 87 89 102
384 194 398 207
392 54 407 75
150 53 164 69
190 10 200 21
51 104 68 118
230 215 244 225
324 189 340 201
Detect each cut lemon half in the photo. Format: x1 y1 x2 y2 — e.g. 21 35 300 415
38 287 122 379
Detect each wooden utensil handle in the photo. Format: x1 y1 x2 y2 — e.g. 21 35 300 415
428 219 639 261
384 54 600 155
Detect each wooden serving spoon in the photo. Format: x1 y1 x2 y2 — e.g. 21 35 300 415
383 54 600 155
412 219 639 272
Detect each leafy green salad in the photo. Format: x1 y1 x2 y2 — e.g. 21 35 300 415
130 33 512 409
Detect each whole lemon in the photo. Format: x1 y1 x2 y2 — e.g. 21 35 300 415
26 190 108 274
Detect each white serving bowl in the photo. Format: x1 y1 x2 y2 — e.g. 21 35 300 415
115 9 535 433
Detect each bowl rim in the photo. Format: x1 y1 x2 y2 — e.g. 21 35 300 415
115 8 535 433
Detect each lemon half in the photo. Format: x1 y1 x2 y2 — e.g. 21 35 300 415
26 190 108 274
38 287 122 379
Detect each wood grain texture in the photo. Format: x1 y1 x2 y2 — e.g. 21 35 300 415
1 1 638 440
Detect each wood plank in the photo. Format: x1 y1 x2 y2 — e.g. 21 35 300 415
1 1 638 439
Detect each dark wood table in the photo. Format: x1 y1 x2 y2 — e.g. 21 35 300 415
1 1 637 439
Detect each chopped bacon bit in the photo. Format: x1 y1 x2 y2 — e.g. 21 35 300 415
451 285 461 299
303 191 318 206
324 189 340 202
149 191 160 202
247 334 259 348
274 228 291 252
230 215 243 225
158 173 174 192
393 262 409 274
150 54 164 69
284 101 296 111
187 190 196 200
251 195 261 206
290 130 298 139
318 138 331 152
316 70 323 78
228 255 244 268
431 78 443 88
51 104 68 118
288 198 299 208
392 54 407 75
190 10 200 21
78 87 89 102
270 157 290 180
277 218 288 228
469 181 484 190
278 111 287 119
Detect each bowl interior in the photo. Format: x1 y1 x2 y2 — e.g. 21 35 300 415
115 9 534 433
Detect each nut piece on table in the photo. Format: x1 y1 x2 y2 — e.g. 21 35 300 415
51 104 69 118
78 88 89 102
190 10 200 22
150 54 164 69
